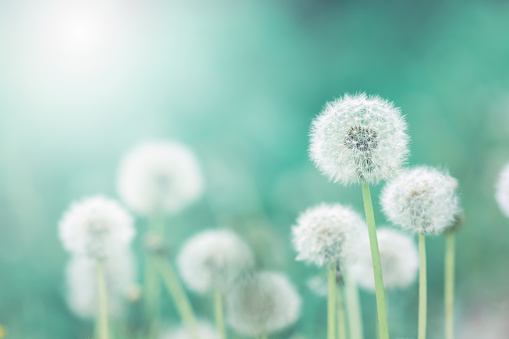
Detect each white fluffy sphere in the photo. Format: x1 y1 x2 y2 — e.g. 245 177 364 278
117 141 204 215
59 196 135 259
226 271 301 337
496 162 509 218
292 203 364 267
310 93 409 185
350 228 418 292
177 229 255 294
159 321 220 339
381 166 461 234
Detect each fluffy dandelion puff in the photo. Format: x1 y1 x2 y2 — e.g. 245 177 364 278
59 196 135 259
496 162 509 218
381 166 461 234
66 250 137 319
117 141 204 215
309 93 409 185
159 320 221 339
292 203 364 267
226 271 301 337
350 228 418 291
177 229 255 294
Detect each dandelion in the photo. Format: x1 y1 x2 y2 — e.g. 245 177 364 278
292 203 362 339
309 93 409 339
350 228 419 292
159 321 221 339
117 141 204 215
226 271 301 338
177 230 255 339
381 166 461 339
496 162 509 218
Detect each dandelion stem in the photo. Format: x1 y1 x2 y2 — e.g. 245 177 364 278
260 334 268 339
418 232 427 339
337 283 347 339
154 257 198 337
360 181 389 339
344 272 363 339
328 264 336 339
215 285 227 339
96 260 110 339
444 231 455 339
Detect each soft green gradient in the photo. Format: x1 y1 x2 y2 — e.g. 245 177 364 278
1 0 509 338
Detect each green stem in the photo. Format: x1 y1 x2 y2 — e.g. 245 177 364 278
259 334 268 339
215 285 227 339
154 257 198 337
337 283 347 339
96 260 110 339
418 233 427 339
328 265 336 339
444 231 455 339
344 273 363 339
360 181 389 339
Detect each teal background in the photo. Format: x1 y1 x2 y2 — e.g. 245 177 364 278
1 0 509 338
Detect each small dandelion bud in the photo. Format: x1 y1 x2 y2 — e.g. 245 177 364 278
381 166 461 234
496 162 509 218
59 196 135 259
159 321 221 339
310 93 409 185
66 250 137 319
226 271 302 337
350 228 419 291
292 203 364 267
117 141 204 215
177 230 255 294
144 233 168 255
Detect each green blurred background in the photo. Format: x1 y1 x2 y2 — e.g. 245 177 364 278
1 0 509 338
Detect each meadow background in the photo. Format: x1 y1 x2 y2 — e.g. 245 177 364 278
1 0 509 338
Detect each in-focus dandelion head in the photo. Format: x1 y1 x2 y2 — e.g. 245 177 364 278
117 141 204 215
59 196 135 259
381 166 461 234
226 271 301 337
496 162 509 218
177 229 255 294
158 320 221 339
349 228 418 291
292 203 363 267
310 93 409 185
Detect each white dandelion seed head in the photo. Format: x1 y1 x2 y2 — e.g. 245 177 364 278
117 141 204 215
310 93 410 185
177 229 255 294
349 228 418 292
292 203 364 267
381 166 461 235
65 250 137 319
59 196 135 259
159 321 221 339
226 271 302 337
496 162 509 218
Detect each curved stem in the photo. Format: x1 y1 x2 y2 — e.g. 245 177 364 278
96 260 110 339
328 265 336 339
337 283 347 339
360 181 389 339
444 231 455 339
344 272 363 339
215 285 227 339
418 233 427 339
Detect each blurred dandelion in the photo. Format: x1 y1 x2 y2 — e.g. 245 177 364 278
496 162 509 218
158 320 221 339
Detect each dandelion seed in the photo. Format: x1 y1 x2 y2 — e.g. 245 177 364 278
496 162 509 218
177 229 255 294
59 196 135 259
117 141 204 215
309 93 409 185
350 228 419 292
226 271 301 337
158 320 221 339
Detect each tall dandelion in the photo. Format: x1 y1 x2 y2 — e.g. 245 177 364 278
59 196 135 339
310 93 409 339
381 166 461 339
226 271 301 339
292 203 363 339
177 230 255 339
